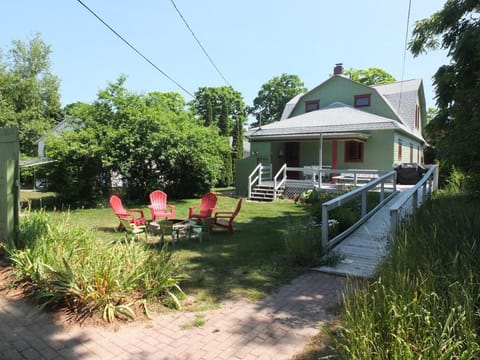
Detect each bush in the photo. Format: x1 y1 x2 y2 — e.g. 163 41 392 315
332 189 480 358
283 218 324 266
8 211 185 322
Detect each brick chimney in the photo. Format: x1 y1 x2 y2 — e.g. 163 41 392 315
333 63 344 75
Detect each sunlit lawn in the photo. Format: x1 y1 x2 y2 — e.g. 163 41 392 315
21 189 311 308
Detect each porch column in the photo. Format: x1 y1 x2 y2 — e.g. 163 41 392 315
332 140 338 184
318 134 323 188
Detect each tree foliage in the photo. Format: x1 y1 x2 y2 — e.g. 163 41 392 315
344 68 396 86
0 33 61 156
409 0 480 192
250 73 307 126
47 77 229 204
189 86 247 134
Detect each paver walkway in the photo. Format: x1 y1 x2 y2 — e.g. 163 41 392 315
0 271 345 360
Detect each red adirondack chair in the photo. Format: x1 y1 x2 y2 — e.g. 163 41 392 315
189 192 218 220
109 195 146 228
212 198 243 233
148 190 175 221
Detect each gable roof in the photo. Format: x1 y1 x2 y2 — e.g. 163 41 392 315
280 93 304 120
278 76 424 129
246 102 425 142
373 79 424 130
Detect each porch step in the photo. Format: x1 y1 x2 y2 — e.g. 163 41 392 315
249 185 285 201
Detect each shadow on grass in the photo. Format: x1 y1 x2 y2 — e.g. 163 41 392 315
164 211 311 304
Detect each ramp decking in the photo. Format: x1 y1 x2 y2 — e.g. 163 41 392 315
315 186 419 278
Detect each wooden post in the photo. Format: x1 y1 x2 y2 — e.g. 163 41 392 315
321 204 329 249
0 127 20 247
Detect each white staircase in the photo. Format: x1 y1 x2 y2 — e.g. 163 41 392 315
249 183 285 201
248 163 287 201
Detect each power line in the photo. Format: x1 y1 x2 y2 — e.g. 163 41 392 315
398 0 412 114
75 0 194 98
169 0 231 86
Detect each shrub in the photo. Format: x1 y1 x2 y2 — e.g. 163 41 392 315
283 218 324 266
332 189 480 358
8 211 185 322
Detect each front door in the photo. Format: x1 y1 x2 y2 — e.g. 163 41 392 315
285 142 300 179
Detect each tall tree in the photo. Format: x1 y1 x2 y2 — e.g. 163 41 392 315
189 86 247 135
205 99 213 126
0 33 61 156
232 118 244 162
409 0 480 192
344 68 396 85
250 73 307 126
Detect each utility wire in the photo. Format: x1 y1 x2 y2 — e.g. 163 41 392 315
398 0 412 115
75 0 194 98
170 0 231 86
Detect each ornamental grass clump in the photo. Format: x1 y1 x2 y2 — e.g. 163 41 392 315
9 211 185 322
331 187 480 358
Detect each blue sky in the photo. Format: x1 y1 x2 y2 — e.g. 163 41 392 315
2 1 448 112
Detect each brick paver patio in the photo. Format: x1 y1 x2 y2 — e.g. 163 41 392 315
0 271 345 360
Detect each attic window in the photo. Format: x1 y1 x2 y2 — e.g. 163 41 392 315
305 100 320 112
354 94 371 107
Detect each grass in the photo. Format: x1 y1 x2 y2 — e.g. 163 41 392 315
180 314 206 330
14 189 311 317
329 187 480 358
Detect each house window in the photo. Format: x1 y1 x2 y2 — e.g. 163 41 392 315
305 100 319 112
414 105 420 129
410 143 414 163
345 141 364 162
354 94 371 108
397 139 403 162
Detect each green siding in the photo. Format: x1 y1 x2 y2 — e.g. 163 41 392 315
290 76 399 121
336 131 394 170
299 140 333 167
250 142 271 163
394 133 423 165
235 155 258 197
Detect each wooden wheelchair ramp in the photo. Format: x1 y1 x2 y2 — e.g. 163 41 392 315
315 183 430 278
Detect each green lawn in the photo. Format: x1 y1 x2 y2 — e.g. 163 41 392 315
20 189 311 310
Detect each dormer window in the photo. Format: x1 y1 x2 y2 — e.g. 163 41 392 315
305 100 320 112
354 94 371 108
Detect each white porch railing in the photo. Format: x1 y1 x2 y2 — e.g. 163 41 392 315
248 163 263 199
273 164 287 199
247 163 273 198
288 166 388 188
321 171 398 250
389 165 439 236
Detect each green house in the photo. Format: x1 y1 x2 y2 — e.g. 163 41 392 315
238 65 427 197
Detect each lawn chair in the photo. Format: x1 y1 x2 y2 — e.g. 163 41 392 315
188 192 217 220
148 190 175 221
109 195 146 229
119 218 148 242
189 217 214 242
158 220 179 243
212 198 242 233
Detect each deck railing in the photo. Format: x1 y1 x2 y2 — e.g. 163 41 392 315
389 165 439 236
248 163 263 199
321 171 398 250
273 164 287 199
